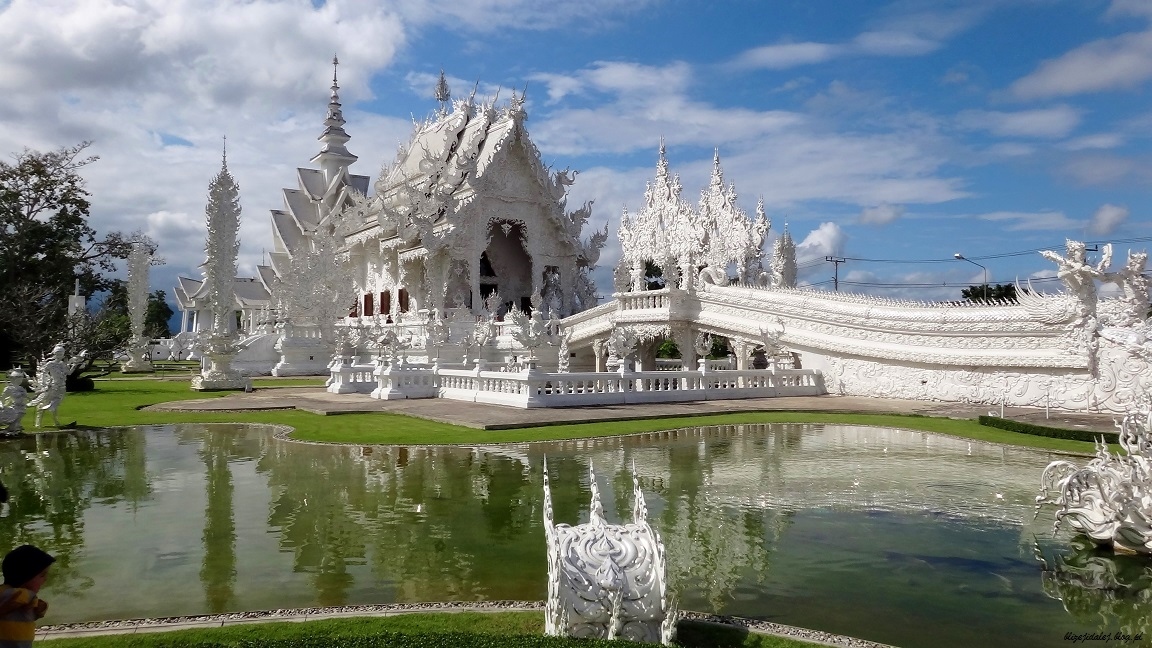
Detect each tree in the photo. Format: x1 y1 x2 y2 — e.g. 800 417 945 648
0 142 140 368
145 290 174 339
60 283 171 382
961 283 1017 304
644 260 665 290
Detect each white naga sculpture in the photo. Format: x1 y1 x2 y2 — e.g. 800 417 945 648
0 368 29 435
1036 399 1152 554
122 242 155 373
542 460 675 645
191 148 251 392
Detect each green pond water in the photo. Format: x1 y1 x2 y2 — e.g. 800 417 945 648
1 422 1150 648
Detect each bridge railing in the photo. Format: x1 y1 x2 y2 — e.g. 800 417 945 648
653 358 734 371
335 360 824 407
617 288 671 311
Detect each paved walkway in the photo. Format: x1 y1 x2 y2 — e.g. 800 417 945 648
147 385 1121 434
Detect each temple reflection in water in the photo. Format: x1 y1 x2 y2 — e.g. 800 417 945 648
0 422 1144 648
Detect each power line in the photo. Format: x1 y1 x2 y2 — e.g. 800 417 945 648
825 236 1152 265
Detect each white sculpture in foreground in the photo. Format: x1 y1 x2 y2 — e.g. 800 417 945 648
28 344 70 427
191 148 251 392
542 460 675 645
0 368 29 435
1037 399 1152 554
122 242 155 373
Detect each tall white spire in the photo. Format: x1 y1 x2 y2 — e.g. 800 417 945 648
310 54 357 185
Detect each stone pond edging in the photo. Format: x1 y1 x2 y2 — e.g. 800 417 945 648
37 601 895 648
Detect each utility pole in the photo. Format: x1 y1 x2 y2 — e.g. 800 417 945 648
825 256 846 291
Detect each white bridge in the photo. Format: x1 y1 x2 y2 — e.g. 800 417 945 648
324 269 1151 413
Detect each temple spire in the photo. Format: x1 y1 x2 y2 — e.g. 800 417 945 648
311 54 357 185
434 69 451 115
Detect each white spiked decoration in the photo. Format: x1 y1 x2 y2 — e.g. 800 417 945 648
542 459 675 644
192 141 251 391
122 241 154 373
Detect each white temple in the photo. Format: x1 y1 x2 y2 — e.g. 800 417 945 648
173 62 1152 414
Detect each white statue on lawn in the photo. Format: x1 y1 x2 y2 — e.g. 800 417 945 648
0 368 29 435
29 344 69 428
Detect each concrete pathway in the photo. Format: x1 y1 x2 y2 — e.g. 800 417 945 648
147 385 1121 434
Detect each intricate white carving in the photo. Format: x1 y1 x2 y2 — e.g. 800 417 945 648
122 242 154 373
1037 398 1152 554
507 306 551 365
0 368 29 435
1103 250 1150 328
769 226 796 289
616 145 772 293
192 154 251 392
29 344 70 427
543 460 674 645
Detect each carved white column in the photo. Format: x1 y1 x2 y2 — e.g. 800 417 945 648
730 338 750 371
672 326 696 371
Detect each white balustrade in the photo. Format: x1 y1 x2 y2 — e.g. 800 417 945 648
326 362 377 394
617 289 670 311
359 361 823 407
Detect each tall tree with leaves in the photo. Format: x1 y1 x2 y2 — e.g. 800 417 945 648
0 142 140 368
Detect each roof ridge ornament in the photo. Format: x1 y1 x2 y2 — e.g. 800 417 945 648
434 69 451 116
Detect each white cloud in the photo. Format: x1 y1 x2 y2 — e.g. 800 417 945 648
1109 0 1152 18
796 222 846 263
527 61 693 106
732 42 841 69
977 211 1082 231
1060 133 1125 150
1060 154 1146 186
391 0 657 32
984 142 1036 157
859 203 906 225
957 106 1082 139
1010 29 1152 98
853 30 938 56
731 4 986 71
1089 203 1130 235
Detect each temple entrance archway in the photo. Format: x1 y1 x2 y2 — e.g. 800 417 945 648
482 220 533 313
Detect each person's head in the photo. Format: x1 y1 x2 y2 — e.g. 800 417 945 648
2 545 55 592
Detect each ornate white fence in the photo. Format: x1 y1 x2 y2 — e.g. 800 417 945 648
328 360 824 408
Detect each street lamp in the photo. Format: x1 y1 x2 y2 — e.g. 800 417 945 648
954 253 988 302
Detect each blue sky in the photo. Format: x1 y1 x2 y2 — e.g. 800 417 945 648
1 0 1149 305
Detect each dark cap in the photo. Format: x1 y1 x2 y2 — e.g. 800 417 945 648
2 545 55 587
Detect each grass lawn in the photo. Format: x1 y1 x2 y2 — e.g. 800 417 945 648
4 377 1098 453
41 612 821 648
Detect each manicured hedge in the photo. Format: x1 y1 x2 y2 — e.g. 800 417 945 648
978 416 1116 443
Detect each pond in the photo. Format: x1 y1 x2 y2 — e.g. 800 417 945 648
1 422 1148 648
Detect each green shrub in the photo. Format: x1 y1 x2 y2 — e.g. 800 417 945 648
978 416 1116 443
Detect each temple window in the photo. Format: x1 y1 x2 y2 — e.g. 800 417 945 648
364 293 374 316
398 288 410 313
380 290 391 315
